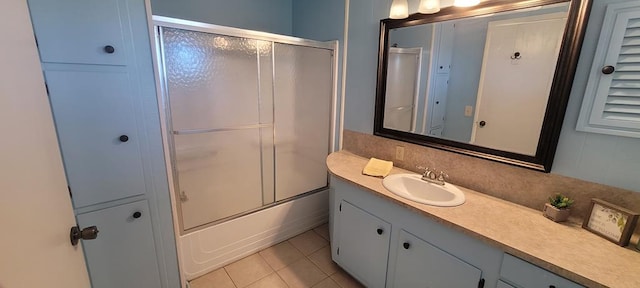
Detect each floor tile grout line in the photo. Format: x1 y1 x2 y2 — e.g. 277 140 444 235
222 266 239 288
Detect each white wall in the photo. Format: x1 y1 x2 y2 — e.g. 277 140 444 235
0 1 91 287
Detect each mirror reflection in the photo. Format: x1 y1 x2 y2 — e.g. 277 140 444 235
383 3 569 156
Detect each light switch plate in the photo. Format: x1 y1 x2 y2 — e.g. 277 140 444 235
464 105 473 117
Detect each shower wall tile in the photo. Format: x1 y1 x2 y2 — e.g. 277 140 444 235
342 130 640 233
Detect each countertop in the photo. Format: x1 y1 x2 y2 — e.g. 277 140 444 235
327 151 640 288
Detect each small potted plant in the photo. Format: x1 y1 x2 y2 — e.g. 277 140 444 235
543 194 574 222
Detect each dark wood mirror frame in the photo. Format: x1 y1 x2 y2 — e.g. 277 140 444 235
374 0 593 172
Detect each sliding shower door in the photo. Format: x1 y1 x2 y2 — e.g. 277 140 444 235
157 22 335 232
274 44 333 201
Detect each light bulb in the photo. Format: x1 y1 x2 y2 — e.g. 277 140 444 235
419 0 441 14
454 0 481 7
389 0 409 19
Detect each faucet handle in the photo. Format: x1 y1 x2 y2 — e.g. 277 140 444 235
437 171 449 182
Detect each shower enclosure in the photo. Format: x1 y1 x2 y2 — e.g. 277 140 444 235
154 18 336 233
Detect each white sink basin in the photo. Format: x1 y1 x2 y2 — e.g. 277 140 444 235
382 173 465 207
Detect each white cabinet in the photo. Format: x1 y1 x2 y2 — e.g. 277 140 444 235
577 1 640 138
27 0 179 287
500 254 584 288
28 0 128 65
330 177 502 288
334 201 391 288
393 230 482 288
45 69 145 208
78 200 162 288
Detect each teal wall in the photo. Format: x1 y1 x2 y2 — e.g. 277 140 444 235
553 0 640 192
343 0 640 192
292 0 345 150
150 0 293 35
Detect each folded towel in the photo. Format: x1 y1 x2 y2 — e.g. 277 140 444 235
362 158 393 177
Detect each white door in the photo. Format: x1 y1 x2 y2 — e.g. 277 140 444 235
384 47 422 132
471 13 567 155
0 1 90 287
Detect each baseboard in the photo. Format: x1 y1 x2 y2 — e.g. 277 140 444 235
179 190 329 280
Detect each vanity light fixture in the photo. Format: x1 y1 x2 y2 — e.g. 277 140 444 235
389 0 409 19
453 0 481 7
418 0 441 14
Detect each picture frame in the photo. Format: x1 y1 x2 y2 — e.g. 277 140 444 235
582 198 639 246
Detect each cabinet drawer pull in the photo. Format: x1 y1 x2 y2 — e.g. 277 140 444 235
104 45 116 54
132 211 142 219
403 242 410 249
376 228 384 235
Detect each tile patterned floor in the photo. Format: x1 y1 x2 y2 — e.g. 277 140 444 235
189 223 364 288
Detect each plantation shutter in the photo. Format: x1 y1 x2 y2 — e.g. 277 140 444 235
577 2 640 138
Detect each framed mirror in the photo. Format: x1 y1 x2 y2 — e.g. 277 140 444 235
374 0 592 172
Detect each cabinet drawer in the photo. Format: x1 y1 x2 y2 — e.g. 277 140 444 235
28 0 128 65
77 200 161 288
500 254 584 288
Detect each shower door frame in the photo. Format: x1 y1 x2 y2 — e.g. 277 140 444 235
152 16 339 235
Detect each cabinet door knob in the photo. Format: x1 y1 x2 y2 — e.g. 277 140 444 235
132 211 142 219
119 135 129 142
403 242 410 249
549 286 556 288
479 120 486 127
376 228 384 235
104 45 115 54
601 65 615 75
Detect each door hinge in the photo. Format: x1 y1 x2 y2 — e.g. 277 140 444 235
44 83 49 95
339 203 342 211
34 35 38 48
68 186 73 198
337 247 340 255
477 278 485 288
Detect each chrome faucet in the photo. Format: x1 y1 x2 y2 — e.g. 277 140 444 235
417 166 448 186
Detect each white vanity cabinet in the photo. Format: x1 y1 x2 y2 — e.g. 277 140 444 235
499 254 584 288
334 200 391 288
330 176 503 288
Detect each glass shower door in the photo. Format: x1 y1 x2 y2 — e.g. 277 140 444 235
273 43 333 201
157 23 335 233
161 28 274 230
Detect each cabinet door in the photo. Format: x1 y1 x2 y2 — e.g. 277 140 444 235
46 69 145 208
335 201 391 288
27 0 127 65
392 230 482 288
77 200 162 288
497 280 517 288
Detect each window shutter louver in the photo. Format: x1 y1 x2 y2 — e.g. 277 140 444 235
577 3 640 138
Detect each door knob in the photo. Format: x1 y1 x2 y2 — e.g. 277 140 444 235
479 121 486 127
403 242 410 249
132 211 142 219
104 45 115 54
70 225 99 246
119 135 129 142
376 228 384 235
601 65 615 75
